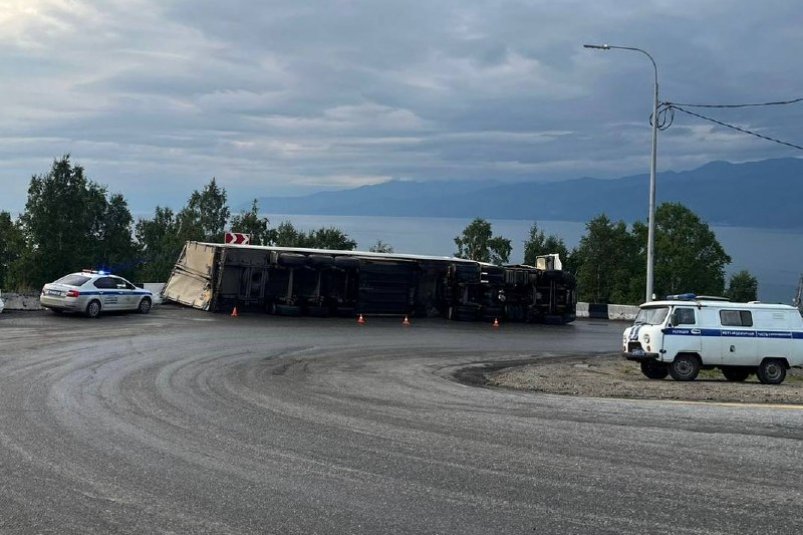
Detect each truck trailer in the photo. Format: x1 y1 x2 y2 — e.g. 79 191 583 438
162 241 576 324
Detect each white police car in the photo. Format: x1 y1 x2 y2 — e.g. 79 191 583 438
40 270 153 318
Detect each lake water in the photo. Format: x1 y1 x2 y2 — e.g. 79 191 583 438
269 213 803 304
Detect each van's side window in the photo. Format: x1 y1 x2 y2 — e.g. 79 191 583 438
674 308 696 325
720 310 753 327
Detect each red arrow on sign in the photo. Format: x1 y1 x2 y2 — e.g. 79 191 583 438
225 232 251 245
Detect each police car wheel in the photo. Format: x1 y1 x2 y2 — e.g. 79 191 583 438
85 300 101 319
757 359 786 385
138 297 152 314
640 360 669 380
669 354 700 381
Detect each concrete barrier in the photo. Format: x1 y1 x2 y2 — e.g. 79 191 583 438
0 293 43 311
576 302 640 321
575 302 589 318
607 303 640 321
588 303 609 319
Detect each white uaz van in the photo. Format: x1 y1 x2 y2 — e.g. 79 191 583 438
622 294 803 384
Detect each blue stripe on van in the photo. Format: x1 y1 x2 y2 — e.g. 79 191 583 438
665 328 802 339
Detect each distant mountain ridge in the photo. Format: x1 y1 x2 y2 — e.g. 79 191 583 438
258 158 803 229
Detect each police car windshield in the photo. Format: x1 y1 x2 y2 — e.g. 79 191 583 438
634 306 669 325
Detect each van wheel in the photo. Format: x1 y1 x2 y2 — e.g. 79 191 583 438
640 360 669 380
721 366 751 382
669 354 700 381
757 359 786 385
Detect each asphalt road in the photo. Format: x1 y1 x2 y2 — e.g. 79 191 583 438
1 307 801 534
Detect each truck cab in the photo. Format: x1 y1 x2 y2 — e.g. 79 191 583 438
622 294 803 384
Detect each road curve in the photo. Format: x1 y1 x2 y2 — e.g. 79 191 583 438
0 308 801 534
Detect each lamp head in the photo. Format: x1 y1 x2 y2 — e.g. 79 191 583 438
583 44 610 50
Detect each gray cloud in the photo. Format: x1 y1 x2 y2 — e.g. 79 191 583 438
1 0 801 214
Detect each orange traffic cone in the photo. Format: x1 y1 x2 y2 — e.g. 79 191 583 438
402 315 411 326
492 317 500 328
231 306 239 317
357 314 366 324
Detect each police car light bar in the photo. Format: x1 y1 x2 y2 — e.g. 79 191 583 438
81 269 110 275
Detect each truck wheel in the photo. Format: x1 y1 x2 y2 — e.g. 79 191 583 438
334 256 360 269
721 366 751 382
85 300 101 319
274 304 302 317
307 254 334 268
669 354 699 381
757 359 786 385
277 253 307 267
640 360 669 380
448 305 478 321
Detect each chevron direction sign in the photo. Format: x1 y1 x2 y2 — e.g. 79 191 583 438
224 232 251 245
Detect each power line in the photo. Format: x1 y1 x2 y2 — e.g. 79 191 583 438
653 100 803 151
665 97 803 109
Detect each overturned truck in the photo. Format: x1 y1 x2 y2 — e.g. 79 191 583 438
162 241 576 324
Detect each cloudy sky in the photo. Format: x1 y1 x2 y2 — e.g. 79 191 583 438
1 0 801 214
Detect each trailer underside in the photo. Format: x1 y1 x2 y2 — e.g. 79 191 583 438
162 242 576 324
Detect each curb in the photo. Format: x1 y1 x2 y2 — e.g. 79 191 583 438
576 302 639 321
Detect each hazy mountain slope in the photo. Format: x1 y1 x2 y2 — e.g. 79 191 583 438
258 158 803 228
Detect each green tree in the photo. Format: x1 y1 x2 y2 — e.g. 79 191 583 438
574 214 640 304
95 193 138 279
633 202 731 298
135 206 183 282
271 221 357 250
369 240 394 253
454 218 511 265
523 222 547 265
178 177 230 243
726 270 758 302
0 211 25 290
305 227 357 250
272 221 306 247
15 155 132 288
136 178 232 281
230 199 272 245
523 222 574 272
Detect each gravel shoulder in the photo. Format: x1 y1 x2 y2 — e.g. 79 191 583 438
489 354 803 404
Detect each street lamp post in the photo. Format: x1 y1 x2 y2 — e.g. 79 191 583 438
584 43 659 303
